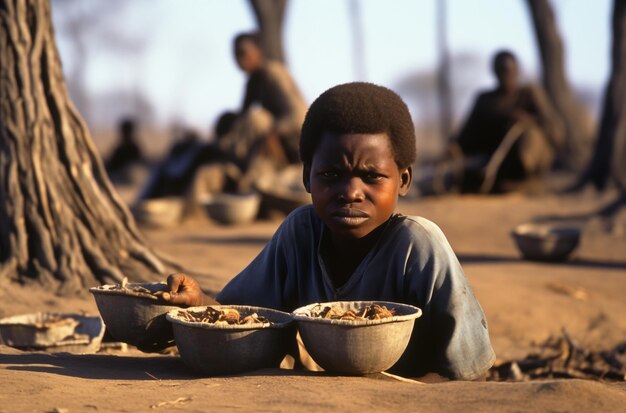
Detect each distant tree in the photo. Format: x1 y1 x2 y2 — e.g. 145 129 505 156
526 0 591 170
580 0 626 193
566 0 626 221
0 0 164 291
249 0 288 63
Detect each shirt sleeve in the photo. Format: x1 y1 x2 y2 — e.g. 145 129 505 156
402 218 496 380
215 224 289 309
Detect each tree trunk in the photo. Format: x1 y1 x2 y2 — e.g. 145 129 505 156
575 0 626 191
249 0 287 63
526 0 591 170
0 0 164 292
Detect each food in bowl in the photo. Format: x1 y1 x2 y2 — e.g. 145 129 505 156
0 312 104 353
310 304 395 321
293 301 422 375
167 305 294 375
174 307 270 326
89 278 180 352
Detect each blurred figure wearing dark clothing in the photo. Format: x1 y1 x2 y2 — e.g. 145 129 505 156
453 50 564 192
105 118 145 184
219 32 307 168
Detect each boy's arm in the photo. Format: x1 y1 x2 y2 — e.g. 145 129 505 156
403 218 495 380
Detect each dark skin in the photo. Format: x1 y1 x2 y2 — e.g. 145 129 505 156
160 132 486 381
234 38 264 74
304 132 412 287
162 131 412 303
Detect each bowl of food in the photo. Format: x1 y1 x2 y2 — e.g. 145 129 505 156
132 197 184 228
166 305 294 375
202 192 261 225
511 223 581 261
0 312 105 353
90 278 180 352
292 301 422 375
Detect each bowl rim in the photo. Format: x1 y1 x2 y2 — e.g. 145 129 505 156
292 300 422 326
166 305 293 330
511 223 581 239
201 191 262 205
89 282 173 302
0 312 81 329
0 312 105 348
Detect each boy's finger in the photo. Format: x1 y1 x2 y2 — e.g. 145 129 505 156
167 273 186 292
156 289 189 305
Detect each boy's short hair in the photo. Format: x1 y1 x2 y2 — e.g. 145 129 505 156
233 32 261 50
299 82 416 168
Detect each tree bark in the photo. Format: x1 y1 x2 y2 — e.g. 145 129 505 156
575 0 626 191
0 0 164 292
249 0 287 63
526 0 591 170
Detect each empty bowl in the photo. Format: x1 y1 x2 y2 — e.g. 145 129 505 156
254 165 311 215
511 223 581 261
132 197 183 228
167 305 294 375
292 301 422 375
0 312 105 353
90 282 181 352
202 192 261 225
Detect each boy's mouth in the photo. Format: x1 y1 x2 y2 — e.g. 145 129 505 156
330 208 369 226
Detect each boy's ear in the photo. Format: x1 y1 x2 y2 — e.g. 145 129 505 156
302 164 311 193
398 165 412 196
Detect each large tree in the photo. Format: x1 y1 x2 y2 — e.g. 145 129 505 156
249 0 287 63
0 0 164 292
526 0 591 170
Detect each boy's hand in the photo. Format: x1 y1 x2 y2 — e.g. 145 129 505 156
157 273 217 307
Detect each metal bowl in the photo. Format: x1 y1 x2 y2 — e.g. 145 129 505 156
511 223 581 261
90 282 180 352
292 301 422 375
167 305 294 376
0 312 105 353
132 197 184 228
202 192 261 225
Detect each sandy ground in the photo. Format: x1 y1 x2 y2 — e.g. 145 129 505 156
1 187 626 412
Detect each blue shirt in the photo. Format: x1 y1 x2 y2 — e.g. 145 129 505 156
217 205 496 379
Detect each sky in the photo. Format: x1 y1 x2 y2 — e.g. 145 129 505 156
51 0 612 134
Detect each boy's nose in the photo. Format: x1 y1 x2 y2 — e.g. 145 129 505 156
338 177 364 203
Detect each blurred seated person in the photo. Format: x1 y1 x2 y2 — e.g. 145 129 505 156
138 128 237 201
218 32 308 172
450 50 564 192
105 117 145 183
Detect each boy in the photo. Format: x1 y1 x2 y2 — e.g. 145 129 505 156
162 82 495 380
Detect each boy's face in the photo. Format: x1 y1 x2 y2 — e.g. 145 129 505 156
304 132 412 241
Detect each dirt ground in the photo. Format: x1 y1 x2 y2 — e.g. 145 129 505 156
1 187 626 412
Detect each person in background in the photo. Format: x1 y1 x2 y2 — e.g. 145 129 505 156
105 117 144 182
451 50 564 192
219 32 308 175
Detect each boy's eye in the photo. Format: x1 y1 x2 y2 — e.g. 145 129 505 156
320 171 339 179
363 172 383 182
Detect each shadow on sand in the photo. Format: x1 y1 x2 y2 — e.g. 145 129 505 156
1 351 320 381
457 253 626 271
176 235 272 245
